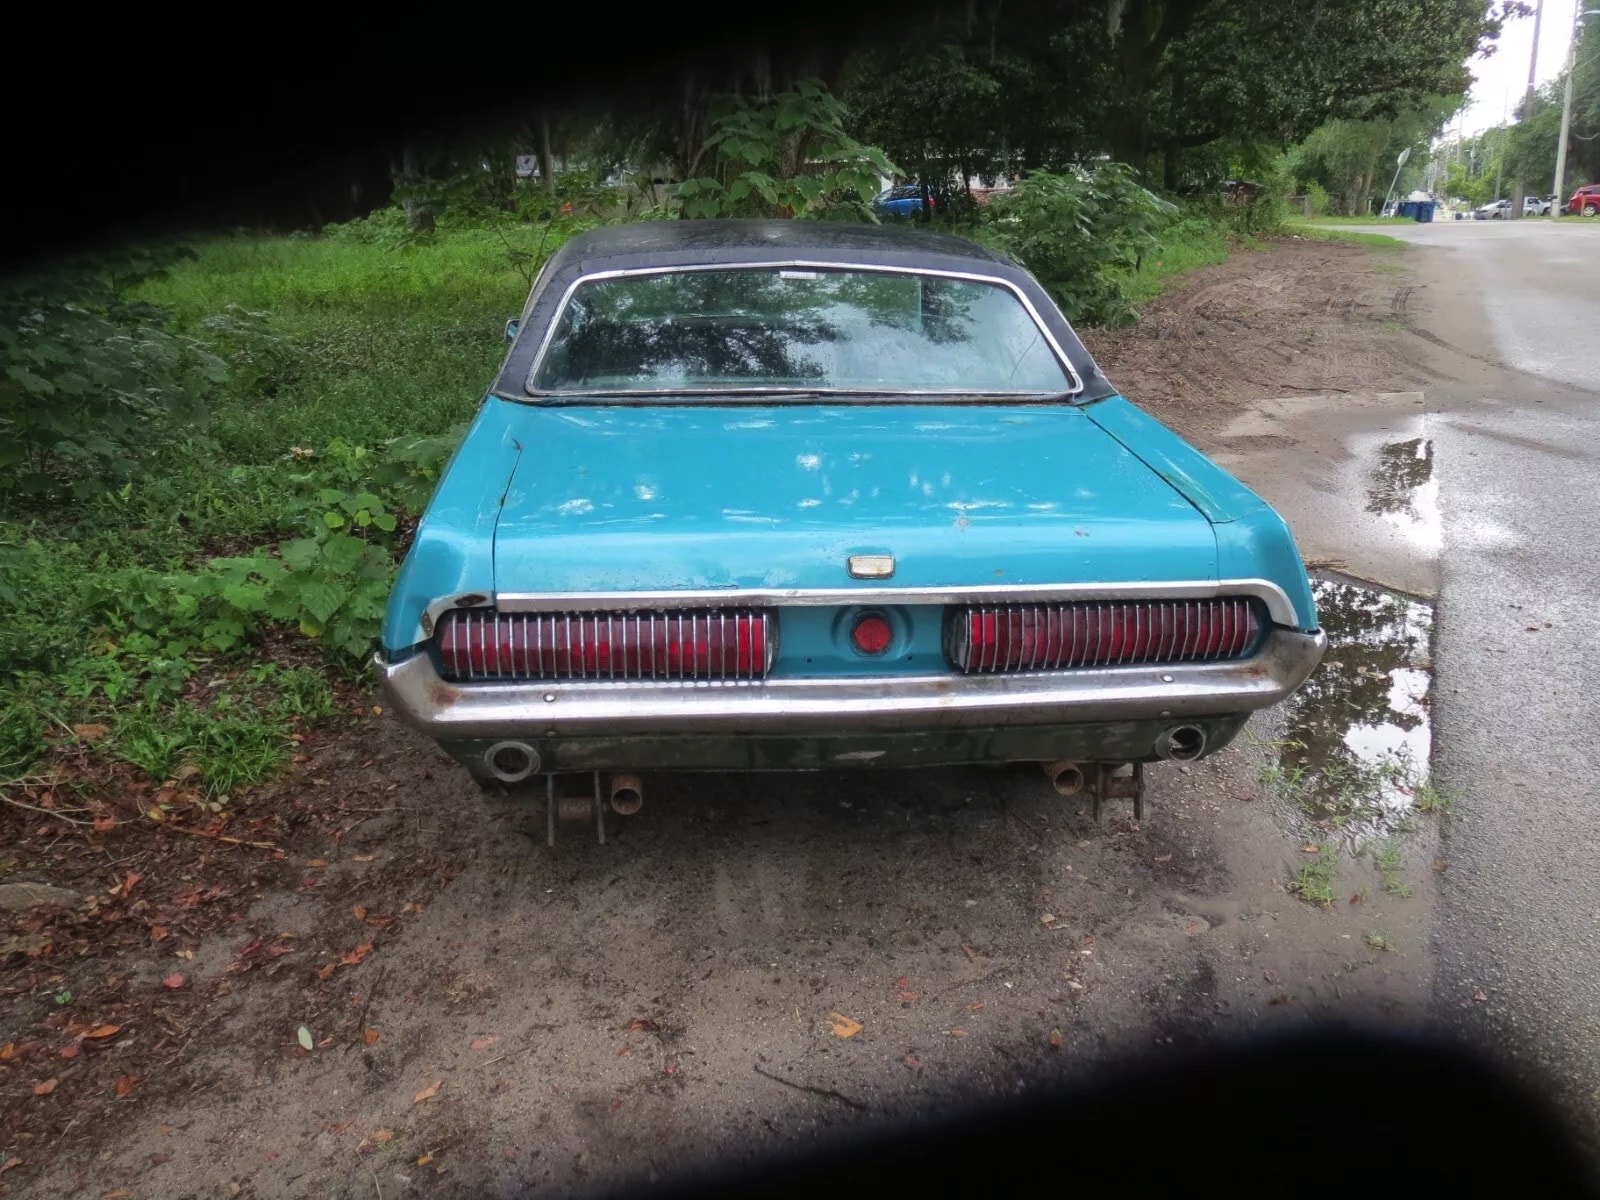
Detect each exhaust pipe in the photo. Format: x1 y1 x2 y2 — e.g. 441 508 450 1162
1041 760 1086 796
483 741 540 783
608 773 643 815
1155 725 1207 762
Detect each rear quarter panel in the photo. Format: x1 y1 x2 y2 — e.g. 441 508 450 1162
380 399 523 654
1085 397 1320 633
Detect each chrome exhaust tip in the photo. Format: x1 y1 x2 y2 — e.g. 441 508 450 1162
608 773 643 815
1041 760 1086 796
1155 725 1207 762
483 741 540 783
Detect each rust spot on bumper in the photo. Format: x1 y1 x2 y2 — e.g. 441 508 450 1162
427 681 463 709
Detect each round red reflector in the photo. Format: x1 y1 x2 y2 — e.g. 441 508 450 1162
851 614 893 655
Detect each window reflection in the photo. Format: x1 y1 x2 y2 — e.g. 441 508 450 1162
530 268 1071 396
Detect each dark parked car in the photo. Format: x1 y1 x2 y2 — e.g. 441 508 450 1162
376 220 1324 835
1566 184 1600 216
872 185 936 218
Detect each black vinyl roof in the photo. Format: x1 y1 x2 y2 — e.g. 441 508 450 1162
552 218 1012 273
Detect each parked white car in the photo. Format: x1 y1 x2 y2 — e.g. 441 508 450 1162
1473 199 1512 220
1523 195 1555 216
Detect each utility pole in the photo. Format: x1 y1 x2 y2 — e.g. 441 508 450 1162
1554 10 1600 213
1514 0 1544 216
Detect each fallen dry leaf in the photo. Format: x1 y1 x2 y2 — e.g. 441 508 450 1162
0 1158 21 1174
1433 858 1448 873
902 1053 920 1068
1301 843 1321 854
625 1017 662 1034
948 1028 967 1038
115 1074 138 1098
0 1042 13 1062
663 1056 679 1076
417 1154 434 1167
83 1024 120 1040
93 814 118 834
364 1028 380 1046
59 1044 79 1060
149 925 169 942
72 723 109 742
1040 913 1057 926
965 1001 986 1012
316 964 337 981
149 1153 171 1166
340 942 374 967
1049 1029 1063 1049
895 976 918 1004
829 1012 864 1039
371 1129 395 1145
352 905 367 921
32 1078 58 1096
353 854 376 863
401 902 424 914
1349 893 1363 905
470 1036 496 1052
1473 990 1488 1003
609 1096 623 1112
1185 920 1203 935
103 1189 132 1200
296 1026 314 1051
162 974 185 990
413 1079 442 1104
961 944 977 961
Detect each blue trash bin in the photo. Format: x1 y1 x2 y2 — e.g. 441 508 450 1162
1415 201 1435 223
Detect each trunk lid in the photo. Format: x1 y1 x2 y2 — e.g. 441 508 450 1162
490 401 1219 592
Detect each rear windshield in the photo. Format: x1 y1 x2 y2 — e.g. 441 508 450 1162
527 267 1074 397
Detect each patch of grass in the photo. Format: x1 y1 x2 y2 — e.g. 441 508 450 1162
1285 222 1408 251
1120 217 1236 307
1364 930 1393 952
1297 215 1419 226
1373 840 1413 898
1292 855 1338 906
1413 780 1451 814
3 221 519 796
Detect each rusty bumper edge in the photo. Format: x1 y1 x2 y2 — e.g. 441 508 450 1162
371 628 1324 741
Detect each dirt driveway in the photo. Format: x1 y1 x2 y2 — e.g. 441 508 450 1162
2 235 1447 1199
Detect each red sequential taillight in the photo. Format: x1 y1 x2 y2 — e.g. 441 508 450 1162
947 598 1264 674
436 608 774 682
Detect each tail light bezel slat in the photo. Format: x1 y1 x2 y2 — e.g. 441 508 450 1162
947 597 1265 675
436 607 775 683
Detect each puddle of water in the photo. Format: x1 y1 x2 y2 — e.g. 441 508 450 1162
1268 577 1434 845
1364 434 1441 554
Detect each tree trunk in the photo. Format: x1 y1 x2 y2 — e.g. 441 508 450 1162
1162 140 1179 192
399 141 434 235
539 114 555 194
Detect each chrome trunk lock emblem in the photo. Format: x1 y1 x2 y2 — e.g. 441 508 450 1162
848 555 895 579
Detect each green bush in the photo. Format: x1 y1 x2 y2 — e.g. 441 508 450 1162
0 247 258 500
977 164 1179 325
677 80 898 221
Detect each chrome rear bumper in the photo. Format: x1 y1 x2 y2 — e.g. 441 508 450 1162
374 627 1324 740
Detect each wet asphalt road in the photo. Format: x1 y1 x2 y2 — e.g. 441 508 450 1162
1383 219 1600 1134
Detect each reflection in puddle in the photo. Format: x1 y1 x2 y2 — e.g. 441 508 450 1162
1365 435 1441 553
1270 578 1434 845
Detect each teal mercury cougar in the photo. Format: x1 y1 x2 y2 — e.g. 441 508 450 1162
375 219 1324 831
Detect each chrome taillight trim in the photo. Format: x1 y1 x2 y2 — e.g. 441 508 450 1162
435 608 776 683
945 598 1264 674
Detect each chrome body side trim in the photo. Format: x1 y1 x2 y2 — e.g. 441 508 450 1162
420 578 1304 642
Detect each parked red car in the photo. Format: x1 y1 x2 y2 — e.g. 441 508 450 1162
1566 184 1600 216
